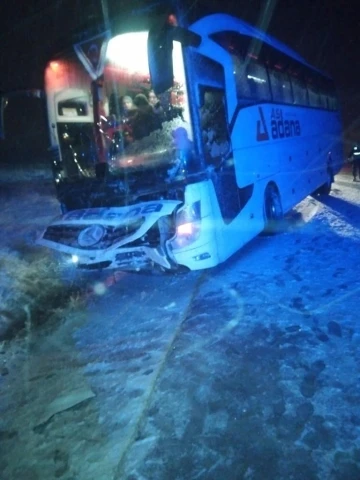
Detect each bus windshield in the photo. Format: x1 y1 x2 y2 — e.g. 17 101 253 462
103 32 193 182
52 31 195 192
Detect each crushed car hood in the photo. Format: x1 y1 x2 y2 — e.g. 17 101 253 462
37 200 181 255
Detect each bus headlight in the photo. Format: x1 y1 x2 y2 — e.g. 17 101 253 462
170 201 201 249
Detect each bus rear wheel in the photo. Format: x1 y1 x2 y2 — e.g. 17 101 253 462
263 183 283 234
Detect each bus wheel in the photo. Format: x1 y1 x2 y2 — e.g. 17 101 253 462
316 169 333 196
263 183 283 234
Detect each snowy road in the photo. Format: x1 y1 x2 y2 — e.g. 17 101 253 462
1 168 360 479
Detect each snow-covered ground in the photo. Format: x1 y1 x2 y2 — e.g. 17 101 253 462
0 164 359 480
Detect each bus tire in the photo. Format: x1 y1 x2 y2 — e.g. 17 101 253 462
263 183 283 235
315 169 333 196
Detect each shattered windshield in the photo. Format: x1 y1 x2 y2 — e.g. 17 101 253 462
100 32 194 183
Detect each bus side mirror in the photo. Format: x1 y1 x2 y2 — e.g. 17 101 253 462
148 23 201 95
148 25 174 95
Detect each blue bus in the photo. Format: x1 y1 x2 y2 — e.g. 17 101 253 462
32 5 342 272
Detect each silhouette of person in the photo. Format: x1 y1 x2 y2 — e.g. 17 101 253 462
148 89 165 123
349 143 360 181
132 93 161 139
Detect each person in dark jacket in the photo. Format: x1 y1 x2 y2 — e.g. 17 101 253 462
349 143 360 181
148 89 165 123
132 93 161 139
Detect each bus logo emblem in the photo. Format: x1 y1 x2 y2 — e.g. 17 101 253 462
256 107 301 142
256 107 270 141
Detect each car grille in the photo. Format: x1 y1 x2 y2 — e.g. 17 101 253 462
43 217 145 249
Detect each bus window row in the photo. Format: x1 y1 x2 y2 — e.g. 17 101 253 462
232 56 338 110
210 31 338 111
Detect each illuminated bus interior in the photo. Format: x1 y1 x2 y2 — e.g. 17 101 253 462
46 32 194 199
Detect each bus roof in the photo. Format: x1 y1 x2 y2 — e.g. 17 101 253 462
189 13 326 77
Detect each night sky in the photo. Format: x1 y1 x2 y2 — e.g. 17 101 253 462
1 0 360 158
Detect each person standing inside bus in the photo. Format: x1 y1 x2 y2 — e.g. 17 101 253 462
148 89 165 120
120 95 137 121
349 143 360 181
132 93 161 139
119 95 137 145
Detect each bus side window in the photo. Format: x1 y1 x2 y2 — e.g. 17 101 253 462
199 86 231 167
189 51 232 167
232 55 251 98
308 86 321 108
199 85 241 223
269 69 292 104
319 93 328 109
191 52 225 89
291 77 308 106
245 62 271 101
328 95 338 111
232 55 271 102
